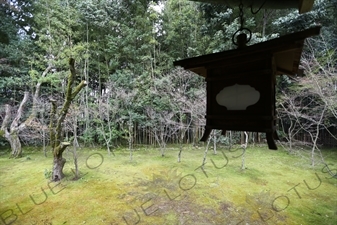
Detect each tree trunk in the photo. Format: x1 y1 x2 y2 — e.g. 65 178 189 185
241 131 248 170
229 130 232 150
178 145 182 162
43 127 47 157
50 58 87 182
262 9 267 38
52 155 66 181
202 130 213 169
213 131 217 155
8 132 22 158
1 92 29 158
128 116 133 161
178 129 184 162
1 65 53 158
72 120 79 180
240 131 245 145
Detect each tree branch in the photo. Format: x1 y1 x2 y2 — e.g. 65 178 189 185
10 91 30 132
52 58 87 156
0 104 11 137
71 80 88 99
49 98 57 149
28 64 53 121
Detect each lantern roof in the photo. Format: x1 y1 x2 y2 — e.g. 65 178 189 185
174 26 321 78
190 0 315 14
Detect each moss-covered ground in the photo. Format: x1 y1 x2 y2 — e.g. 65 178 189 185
0 145 336 225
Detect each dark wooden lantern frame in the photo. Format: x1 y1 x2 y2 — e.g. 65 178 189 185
174 26 321 150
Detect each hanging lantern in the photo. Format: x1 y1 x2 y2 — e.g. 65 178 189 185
174 26 321 149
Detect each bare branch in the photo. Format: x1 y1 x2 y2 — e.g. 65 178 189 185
10 91 30 132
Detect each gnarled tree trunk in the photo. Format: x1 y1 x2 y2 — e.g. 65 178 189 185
53 155 67 181
49 58 87 182
1 64 53 158
1 92 29 158
7 133 22 157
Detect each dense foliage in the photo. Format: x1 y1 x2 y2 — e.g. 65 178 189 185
0 0 336 151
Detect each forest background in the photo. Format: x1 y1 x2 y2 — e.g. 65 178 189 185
0 0 337 159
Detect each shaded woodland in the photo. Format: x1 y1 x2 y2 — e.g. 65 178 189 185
1 0 336 158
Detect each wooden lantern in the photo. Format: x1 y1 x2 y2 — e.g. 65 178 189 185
174 26 321 150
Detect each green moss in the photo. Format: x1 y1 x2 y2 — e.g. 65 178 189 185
0 146 336 224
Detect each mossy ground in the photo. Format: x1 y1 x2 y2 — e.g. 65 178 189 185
0 145 336 225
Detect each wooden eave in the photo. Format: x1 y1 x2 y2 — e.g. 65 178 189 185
174 26 321 78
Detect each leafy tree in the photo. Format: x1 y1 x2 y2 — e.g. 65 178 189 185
161 0 211 58
272 0 336 35
0 1 34 105
198 2 282 52
2 0 335 154
1 0 88 159
0 1 39 153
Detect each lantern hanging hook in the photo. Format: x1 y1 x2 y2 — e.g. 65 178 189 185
232 1 252 48
250 0 268 14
